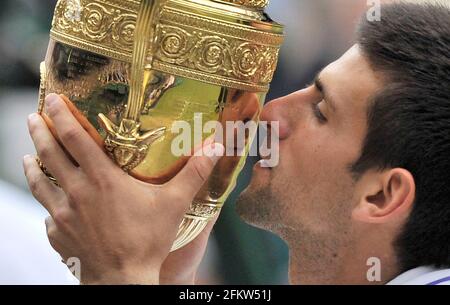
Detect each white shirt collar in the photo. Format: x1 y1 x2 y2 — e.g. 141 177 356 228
387 266 450 285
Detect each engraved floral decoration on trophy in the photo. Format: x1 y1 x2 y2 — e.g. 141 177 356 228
50 0 283 92
52 0 137 54
233 42 265 81
158 25 192 60
196 37 231 74
155 24 280 86
187 202 221 219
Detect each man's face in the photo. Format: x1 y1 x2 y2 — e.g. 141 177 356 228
236 45 383 244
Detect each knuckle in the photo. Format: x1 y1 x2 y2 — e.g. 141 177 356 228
46 98 62 118
38 146 52 161
93 168 125 192
92 174 112 191
45 218 61 250
53 209 70 228
29 174 43 197
66 188 81 206
66 180 87 206
45 216 54 229
46 222 57 239
61 127 82 143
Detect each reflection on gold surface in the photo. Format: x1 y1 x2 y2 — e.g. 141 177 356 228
194 89 261 205
41 41 265 250
39 0 283 251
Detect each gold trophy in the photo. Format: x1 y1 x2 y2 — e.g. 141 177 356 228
38 0 284 251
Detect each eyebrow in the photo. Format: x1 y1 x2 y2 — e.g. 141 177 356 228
313 73 337 113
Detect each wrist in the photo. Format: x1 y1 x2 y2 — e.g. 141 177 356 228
82 267 160 285
160 272 196 285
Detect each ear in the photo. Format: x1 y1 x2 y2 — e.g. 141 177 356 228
352 168 415 224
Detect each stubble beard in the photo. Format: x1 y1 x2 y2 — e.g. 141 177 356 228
235 175 356 284
235 181 286 233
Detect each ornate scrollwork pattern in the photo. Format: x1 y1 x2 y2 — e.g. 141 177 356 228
153 6 282 91
50 0 283 92
187 201 222 219
51 0 139 61
154 24 280 91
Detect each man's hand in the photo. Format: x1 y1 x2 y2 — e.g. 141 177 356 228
23 94 224 285
160 216 218 285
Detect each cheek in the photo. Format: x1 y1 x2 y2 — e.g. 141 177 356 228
284 121 361 176
279 128 334 178
272 144 356 231
274 129 355 202
267 117 363 228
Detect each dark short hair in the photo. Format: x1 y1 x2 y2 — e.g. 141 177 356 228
353 2 450 272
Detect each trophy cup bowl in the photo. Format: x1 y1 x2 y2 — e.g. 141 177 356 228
38 0 284 251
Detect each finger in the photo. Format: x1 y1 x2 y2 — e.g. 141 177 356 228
27 113 78 188
45 216 73 261
41 113 78 165
168 142 224 201
43 94 113 177
23 155 65 215
60 94 105 148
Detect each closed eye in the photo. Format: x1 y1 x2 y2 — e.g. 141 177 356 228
312 101 327 123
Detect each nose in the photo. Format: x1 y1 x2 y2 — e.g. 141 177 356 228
260 96 292 140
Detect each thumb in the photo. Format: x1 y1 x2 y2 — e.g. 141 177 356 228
168 142 225 200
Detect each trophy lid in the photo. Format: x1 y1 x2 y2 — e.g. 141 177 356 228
50 0 284 92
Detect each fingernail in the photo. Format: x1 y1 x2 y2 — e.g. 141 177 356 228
23 154 33 163
28 113 39 122
45 94 59 108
